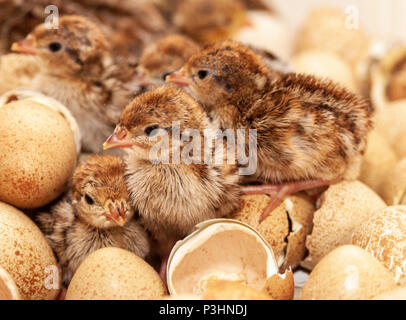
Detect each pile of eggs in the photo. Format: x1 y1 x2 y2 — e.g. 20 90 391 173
0 4 406 300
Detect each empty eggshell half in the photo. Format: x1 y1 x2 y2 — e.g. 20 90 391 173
302 181 386 270
300 245 397 300
0 90 79 209
66 247 167 300
233 193 314 269
167 219 293 298
0 265 20 300
352 205 406 285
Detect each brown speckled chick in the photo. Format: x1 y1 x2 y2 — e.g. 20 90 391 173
136 34 201 90
167 40 372 221
103 86 241 277
37 155 150 285
11 15 140 153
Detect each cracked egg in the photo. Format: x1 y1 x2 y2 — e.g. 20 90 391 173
0 90 79 209
167 219 294 299
233 193 315 270
352 205 406 285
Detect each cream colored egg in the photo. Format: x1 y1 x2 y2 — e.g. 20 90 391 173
373 101 406 149
352 206 406 285
291 51 358 93
359 130 398 195
0 97 77 209
66 247 167 300
295 7 370 72
302 181 386 270
0 265 20 300
300 245 396 300
233 10 293 61
373 287 406 300
0 201 60 300
378 158 406 205
233 193 314 269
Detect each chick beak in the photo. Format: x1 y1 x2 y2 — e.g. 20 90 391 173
103 128 133 150
165 70 190 87
106 201 126 227
11 39 38 55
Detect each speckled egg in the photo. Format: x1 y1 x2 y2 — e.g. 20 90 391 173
302 181 386 270
0 98 77 209
352 206 406 285
0 201 60 300
65 247 167 300
300 245 396 300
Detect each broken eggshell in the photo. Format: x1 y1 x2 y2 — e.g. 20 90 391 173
233 193 314 270
167 219 294 299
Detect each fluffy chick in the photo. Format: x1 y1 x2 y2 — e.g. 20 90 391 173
172 0 247 44
37 155 150 285
11 15 140 153
103 86 241 265
167 40 372 220
136 34 201 90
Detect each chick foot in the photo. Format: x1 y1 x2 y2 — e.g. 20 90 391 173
241 179 336 223
159 252 170 286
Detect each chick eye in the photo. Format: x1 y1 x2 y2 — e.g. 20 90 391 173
84 194 94 205
197 70 208 80
48 42 62 52
144 125 160 137
162 72 172 81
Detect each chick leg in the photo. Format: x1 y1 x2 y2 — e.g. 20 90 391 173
241 179 336 223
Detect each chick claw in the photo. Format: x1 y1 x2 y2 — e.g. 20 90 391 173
241 179 336 223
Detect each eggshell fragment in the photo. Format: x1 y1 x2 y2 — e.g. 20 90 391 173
0 201 60 300
352 206 406 285
378 158 406 205
262 269 294 300
300 245 397 300
66 247 167 300
373 287 406 300
233 193 314 269
292 51 358 93
359 130 398 195
0 96 77 209
302 181 386 270
203 280 272 300
0 266 20 300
